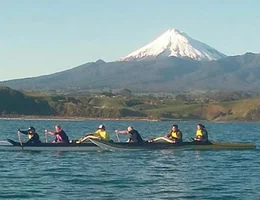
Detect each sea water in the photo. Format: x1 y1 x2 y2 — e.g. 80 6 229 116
0 119 259 200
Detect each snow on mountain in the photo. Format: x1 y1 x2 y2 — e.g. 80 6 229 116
120 28 226 61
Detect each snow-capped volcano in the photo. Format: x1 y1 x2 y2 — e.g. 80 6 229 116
120 28 226 61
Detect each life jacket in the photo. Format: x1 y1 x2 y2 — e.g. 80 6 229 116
196 130 203 137
28 134 33 139
27 132 41 143
171 131 181 139
95 130 110 140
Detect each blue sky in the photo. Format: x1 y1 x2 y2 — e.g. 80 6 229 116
1 0 259 81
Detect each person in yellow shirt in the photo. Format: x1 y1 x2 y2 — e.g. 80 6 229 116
76 125 110 143
148 125 183 143
194 124 208 142
165 125 183 143
94 125 110 140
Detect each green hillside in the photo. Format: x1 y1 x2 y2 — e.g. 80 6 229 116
1 86 260 121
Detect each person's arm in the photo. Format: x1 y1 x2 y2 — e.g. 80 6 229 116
115 130 128 135
194 130 198 139
19 130 28 135
165 130 172 138
176 131 181 139
25 137 34 143
93 130 100 137
203 130 208 140
45 130 56 135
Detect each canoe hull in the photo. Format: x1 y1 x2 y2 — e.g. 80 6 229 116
89 139 192 151
0 140 98 151
89 139 256 151
0 139 256 151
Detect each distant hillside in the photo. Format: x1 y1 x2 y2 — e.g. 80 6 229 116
1 87 260 121
0 86 54 115
1 53 260 93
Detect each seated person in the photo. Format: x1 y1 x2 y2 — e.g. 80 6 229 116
45 124 69 143
76 125 110 143
18 126 41 144
194 124 208 142
148 124 182 143
115 126 143 143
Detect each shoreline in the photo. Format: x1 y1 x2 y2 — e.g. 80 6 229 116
0 115 259 123
0 115 160 122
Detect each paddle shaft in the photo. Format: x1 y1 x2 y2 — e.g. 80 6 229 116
45 132 48 143
116 133 120 142
17 131 23 148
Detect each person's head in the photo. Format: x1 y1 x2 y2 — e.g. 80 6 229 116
172 124 178 131
55 124 62 132
28 127 35 134
98 125 105 130
127 126 133 132
197 124 205 130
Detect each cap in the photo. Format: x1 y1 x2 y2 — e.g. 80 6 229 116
98 125 105 129
172 124 178 128
28 126 35 131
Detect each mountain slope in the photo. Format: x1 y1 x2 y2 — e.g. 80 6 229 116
1 53 260 93
121 28 226 61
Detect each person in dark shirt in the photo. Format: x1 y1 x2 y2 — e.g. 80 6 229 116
18 126 41 144
115 126 143 143
45 124 69 143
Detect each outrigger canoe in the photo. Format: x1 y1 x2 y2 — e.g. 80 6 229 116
89 139 256 151
0 139 256 152
0 139 97 151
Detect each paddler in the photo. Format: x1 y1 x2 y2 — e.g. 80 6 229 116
18 126 41 144
76 125 110 143
194 124 208 142
45 124 69 143
148 124 182 143
115 126 143 143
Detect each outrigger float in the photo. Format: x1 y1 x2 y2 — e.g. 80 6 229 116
0 138 256 151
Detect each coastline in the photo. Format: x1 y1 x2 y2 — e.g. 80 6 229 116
0 115 160 122
0 115 258 123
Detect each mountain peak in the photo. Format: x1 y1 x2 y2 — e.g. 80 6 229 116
120 28 226 61
165 28 184 35
95 59 106 64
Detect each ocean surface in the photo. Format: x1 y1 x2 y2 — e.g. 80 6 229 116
0 119 259 200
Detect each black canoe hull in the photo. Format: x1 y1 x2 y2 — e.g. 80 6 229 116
0 139 256 151
89 139 256 151
0 139 97 151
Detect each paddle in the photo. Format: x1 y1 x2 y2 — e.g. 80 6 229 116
115 133 120 142
17 130 23 149
44 131 48 143
186 137 194 142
